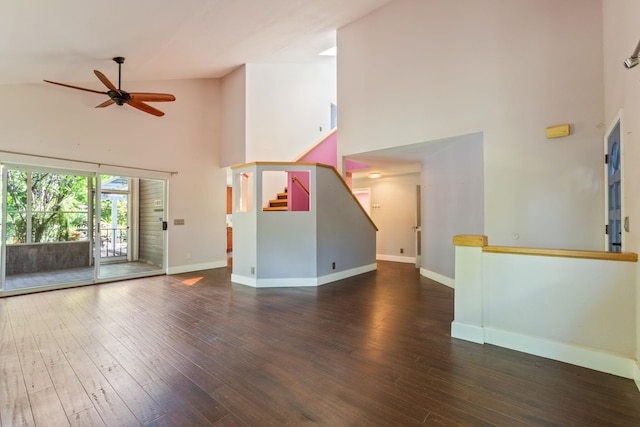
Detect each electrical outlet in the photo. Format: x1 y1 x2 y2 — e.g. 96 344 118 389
251 266 255 275
400 248 404 254
332 262 336 270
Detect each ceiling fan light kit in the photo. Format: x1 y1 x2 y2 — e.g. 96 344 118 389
44 57 176 117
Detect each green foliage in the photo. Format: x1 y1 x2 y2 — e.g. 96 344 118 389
6 171 90 244
100 197 128 226
5 172 131 245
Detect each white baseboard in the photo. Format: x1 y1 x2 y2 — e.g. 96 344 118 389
451 321 485 344
230 274 256 287
634 361 640 392
232 263 377 288
420 268 455 288
316 263 377 286
377 254 415 264
484 327 635 379
167 260 227 275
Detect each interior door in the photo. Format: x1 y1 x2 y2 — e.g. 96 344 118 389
607 121 622 252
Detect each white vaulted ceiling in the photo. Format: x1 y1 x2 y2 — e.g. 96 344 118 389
0 0 393 85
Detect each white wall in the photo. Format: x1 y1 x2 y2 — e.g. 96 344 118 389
422 135 484 279
602 0 640 374
338 0 605 253
245 62 336 162
316 166 377 276
483 254 635 360
352 173 420 262
452 243 637 378
0 78 227 273
220 65 247 168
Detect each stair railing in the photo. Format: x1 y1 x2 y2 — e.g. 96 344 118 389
291 175 310 195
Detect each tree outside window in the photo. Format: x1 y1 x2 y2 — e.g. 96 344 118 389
5 170 90 244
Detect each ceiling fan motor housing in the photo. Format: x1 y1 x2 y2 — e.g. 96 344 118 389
108 90 131 105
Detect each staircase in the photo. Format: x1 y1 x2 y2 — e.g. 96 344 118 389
263 187 288 211
230 162 378 288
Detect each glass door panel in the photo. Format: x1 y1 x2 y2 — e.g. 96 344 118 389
96 175 166 281
2 167 93 293
99 193 129 262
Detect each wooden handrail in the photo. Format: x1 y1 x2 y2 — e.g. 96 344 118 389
452 234 638 262
483 245 638 262
231 162 378 231
291 176 310 195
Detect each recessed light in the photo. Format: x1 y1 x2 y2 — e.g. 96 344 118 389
368 173 382 179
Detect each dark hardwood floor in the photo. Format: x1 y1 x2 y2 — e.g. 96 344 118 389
1 261 640 426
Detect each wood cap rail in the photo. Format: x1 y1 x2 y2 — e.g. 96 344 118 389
453 235 638 262
231 162 378 231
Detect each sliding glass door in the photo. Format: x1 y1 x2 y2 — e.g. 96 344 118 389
96 175 166 281
1 166 94 292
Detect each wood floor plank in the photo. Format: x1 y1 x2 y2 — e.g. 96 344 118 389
142 376 227 426
142 414 180 427
88 385 141 427
0 375 36 427
208 385 282 427
67 407 107 427
103 374 164 426
1 261 640 426
211 414 247 427
31 330 94 418
61 323 164 425
29 386 70 427
8 310 54 395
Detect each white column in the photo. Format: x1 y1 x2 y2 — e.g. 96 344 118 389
451 235 486 344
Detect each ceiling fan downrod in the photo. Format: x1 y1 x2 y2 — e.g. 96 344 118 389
113 57 125 91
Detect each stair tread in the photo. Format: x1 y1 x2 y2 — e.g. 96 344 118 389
264 187 289 211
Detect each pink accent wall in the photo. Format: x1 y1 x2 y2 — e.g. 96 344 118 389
288 171 310 211
298 131 337 168
344 158 369 172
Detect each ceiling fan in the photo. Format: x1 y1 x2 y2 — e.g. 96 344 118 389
44 57 176 117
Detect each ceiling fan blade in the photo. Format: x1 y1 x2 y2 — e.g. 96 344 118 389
128 100 165 117
43 80 108 95
129 93 176 102
94 70 120 93
95 99 115 108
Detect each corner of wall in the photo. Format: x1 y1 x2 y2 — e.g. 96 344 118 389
451 321 484 344
420 267 454 288
167 260 227 275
